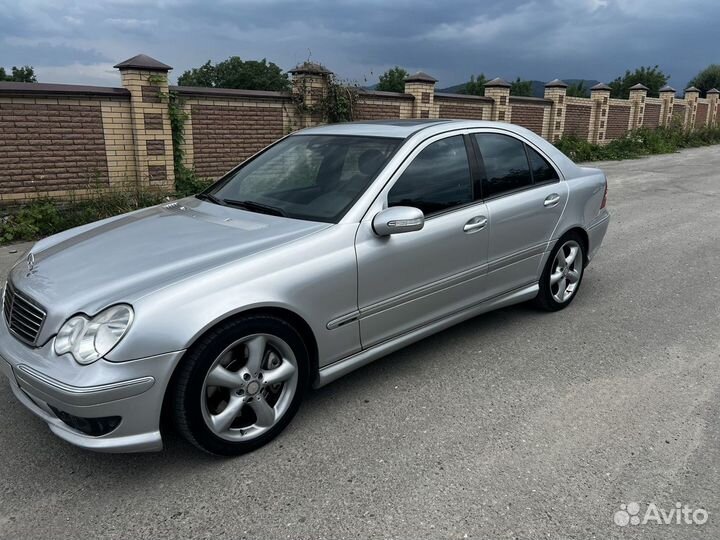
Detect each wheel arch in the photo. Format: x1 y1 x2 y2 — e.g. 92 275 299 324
160 305 319 427
555 226 589 264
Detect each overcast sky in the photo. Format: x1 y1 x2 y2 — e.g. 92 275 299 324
1 0 717 89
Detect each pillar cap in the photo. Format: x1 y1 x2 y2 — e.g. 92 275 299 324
404 71 438 83
289 62 331 76
545 79 568 88
485 77 512 88
659 85 676 93
590 82 612 91
684 86 701 93
114 54 172 72
707 88 720 95
629 83 649 91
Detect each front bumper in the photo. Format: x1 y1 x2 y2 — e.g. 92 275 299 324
0 319 184 453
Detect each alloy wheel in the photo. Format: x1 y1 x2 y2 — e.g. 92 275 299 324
200 333 298 441
550 240 583 303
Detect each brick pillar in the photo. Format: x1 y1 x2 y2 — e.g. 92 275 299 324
484 78 512 123
544 79 568 142
628 83 648 129
684 86 701 129
590 83 611 143
289 62 332 128
114 54 175 191
708 88 720 127
659 85 676 126
403 72 438 119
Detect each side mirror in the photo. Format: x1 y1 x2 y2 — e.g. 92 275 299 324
372 206 425 236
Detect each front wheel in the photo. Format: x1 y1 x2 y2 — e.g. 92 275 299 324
534 233 585 311
173 316 309 456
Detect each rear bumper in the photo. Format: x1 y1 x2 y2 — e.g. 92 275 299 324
0 319 184 453
587 210 610 262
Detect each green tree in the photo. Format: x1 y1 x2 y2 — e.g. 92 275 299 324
687 64 720 97
459 73 487 96
376 66 409 93
567 81 588 97
609 65 668 98
178 57 289 91
0 65 37 82
510 77 532 96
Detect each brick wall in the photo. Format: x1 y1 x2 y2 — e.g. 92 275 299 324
0 84 135 204
564 104 592 139
355 101 401 120
643 103 661 128
436 95 490 120
510 103 546 135
673 104 687 125
0 102 109 198
607 105 631 139
696 102 708 127
190 103 285 179
2 54 719 206
354 92 408 120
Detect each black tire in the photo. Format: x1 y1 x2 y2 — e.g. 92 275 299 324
534 232 586 312
173 315 309 456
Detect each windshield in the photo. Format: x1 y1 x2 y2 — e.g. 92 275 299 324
207 135 402 223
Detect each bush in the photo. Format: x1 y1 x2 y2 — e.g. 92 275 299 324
175 165 213 197
555 125 720 162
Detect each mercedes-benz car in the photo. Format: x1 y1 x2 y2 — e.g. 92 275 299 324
0 119 609 455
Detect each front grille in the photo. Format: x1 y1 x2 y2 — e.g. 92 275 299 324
3 282 46 346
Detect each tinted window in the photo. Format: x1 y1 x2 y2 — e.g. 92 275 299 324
526 146 559 184
211 135 400 223
388 136 472 216
474 134 532 198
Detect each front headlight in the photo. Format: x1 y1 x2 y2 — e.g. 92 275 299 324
54 304 134 365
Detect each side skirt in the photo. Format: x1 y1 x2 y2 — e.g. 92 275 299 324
314 282 538 388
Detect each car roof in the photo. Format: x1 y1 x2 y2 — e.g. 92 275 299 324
297 119 543 139
297 119 463 138
295 119 583 176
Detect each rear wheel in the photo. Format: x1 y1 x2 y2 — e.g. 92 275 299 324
173 316 308 456
534 233 585 311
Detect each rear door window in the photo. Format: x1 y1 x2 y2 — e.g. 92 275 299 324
474 133 533 198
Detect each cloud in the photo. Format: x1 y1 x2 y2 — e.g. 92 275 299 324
33 62 120 86
0 0 718 89
105 18 158 30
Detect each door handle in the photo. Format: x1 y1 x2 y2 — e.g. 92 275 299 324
544 194 561 207
463 216 488 233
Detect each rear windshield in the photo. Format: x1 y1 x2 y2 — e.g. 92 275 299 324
209 135 402 223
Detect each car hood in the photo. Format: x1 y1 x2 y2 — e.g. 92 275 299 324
9 197 329 337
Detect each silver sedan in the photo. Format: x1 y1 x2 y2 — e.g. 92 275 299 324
0 120 610 455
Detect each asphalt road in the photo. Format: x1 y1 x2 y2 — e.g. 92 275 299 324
2 145 720 539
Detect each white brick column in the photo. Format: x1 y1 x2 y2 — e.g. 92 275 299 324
544 79 568 142
628 83 648 129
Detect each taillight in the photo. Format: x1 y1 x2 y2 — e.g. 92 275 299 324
600 180 608 209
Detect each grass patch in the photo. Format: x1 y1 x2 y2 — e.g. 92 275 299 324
555 125 720 162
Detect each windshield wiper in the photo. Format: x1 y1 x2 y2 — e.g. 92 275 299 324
196 192 224 205
222 199 287 217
